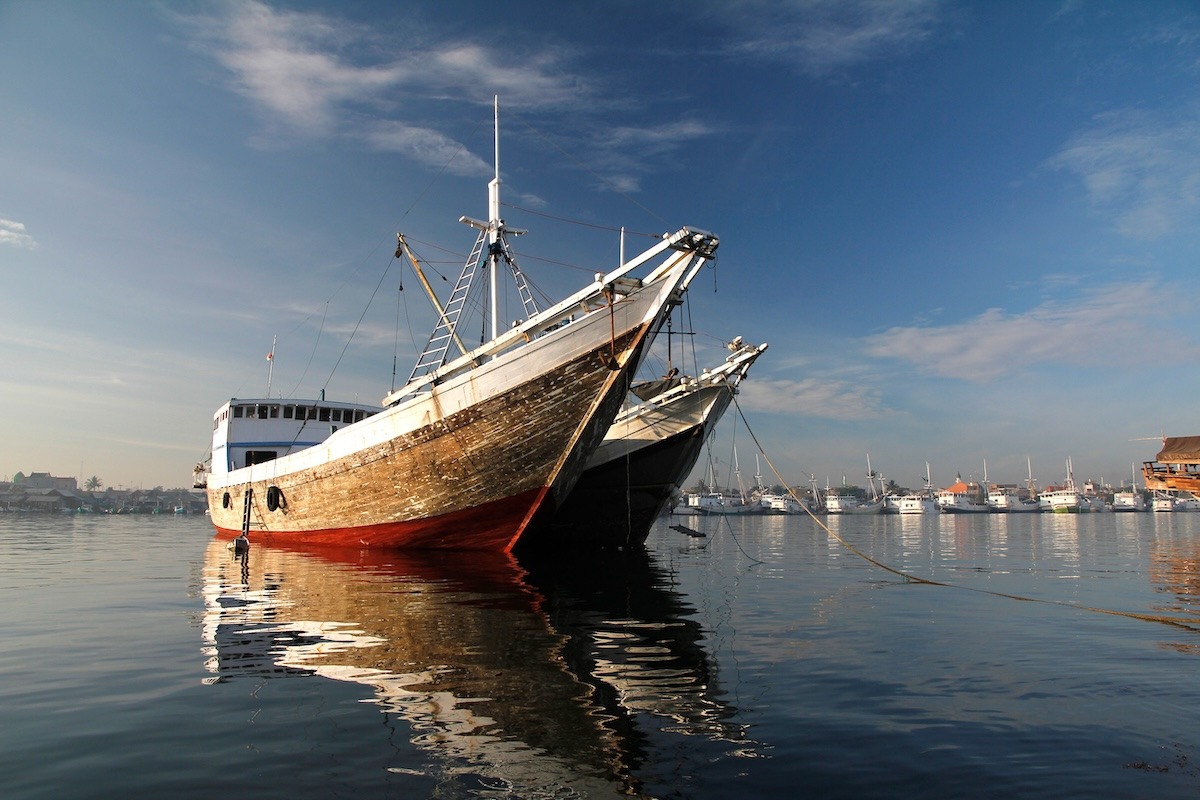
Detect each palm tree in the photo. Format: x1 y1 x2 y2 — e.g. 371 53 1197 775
84 476 103 492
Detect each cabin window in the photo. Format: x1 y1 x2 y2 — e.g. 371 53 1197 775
269 405 280 419
283 406 293 419
319 408 331 422
331 409 343 423
245 450 277 466
233 406 243 418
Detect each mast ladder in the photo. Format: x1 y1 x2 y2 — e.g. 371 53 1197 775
240 487 254 536
409 229 489 382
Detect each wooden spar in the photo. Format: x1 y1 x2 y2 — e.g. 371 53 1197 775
395 232 472 362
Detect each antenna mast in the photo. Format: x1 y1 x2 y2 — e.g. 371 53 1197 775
488 96 501 341
265 335 276 396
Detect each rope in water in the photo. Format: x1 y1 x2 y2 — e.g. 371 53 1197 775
729 397 1200 633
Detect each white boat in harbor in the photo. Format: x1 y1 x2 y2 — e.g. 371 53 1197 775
1155 491 1200 512
759 493 807 514
1111 465 1146 512
936 475 989 514
1039 488 1084 513
986 485 1040 513
825 492 884 514
695 453 764 516
894 463 938 514
1152 492 1175 512
986 459 1040 512
1110 491 1146 512
937 492 990 513
825 457 885 515
196 100 716 551
1038 459 1086 514
896 494 938 514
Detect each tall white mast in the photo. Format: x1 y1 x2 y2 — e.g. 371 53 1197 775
488 96 501 342
458 97 527 348
265 335 276 397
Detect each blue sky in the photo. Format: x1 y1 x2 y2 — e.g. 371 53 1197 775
3 0 1199 492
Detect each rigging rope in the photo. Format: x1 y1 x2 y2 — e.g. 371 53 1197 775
727 396 1200 632
502 201 663 239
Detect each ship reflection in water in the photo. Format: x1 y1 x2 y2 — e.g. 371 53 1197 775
201 538 751 794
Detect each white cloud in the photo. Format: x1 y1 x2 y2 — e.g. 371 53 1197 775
716 0 945 75
185 2 584 135
738 376 888 420
602 121 715 152
422 44 586 109
0 218 37 249
200 1 407 133
357 121 490 176
581 121 717 193
179 2 715 193
862 281 1197 381
1049 107 1200 239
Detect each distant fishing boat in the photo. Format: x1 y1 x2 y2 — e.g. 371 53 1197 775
936 474 989 514
1111 464 1146 512
533 337 767 547
825 486 884 515
824 456 885 515
986 485 1040 513
196 100 717 551
894 462 938 515
696 449 763 516
1038 458 1085 514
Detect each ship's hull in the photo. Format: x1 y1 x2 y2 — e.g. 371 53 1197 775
530 383 734 549
1038 491 1083 513
208 302 661 551
209 334 643 551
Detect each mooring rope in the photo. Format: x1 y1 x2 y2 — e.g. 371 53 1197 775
728 397 1200 632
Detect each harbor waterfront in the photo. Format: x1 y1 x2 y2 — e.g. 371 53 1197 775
1 512 1198 798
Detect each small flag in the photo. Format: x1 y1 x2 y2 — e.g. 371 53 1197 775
266 352 273 361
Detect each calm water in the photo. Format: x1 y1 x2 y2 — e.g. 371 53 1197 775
1 511 1198 798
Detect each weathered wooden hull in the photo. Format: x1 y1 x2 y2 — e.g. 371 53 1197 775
527 382 734 549
204 226 719 551
1142 464 1200 494
208 329 646 550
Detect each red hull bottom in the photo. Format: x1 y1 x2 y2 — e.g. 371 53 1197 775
211 487 549 552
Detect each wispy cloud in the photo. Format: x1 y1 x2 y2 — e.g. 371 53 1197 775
0 218 37 249
192 0 407 134
1048 107 1200 239
739 376 888 420
715 0 946 75
357 121 490 176
178 2 720 190
588 121 718 192
184 2 584 141
862 280 1196 381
